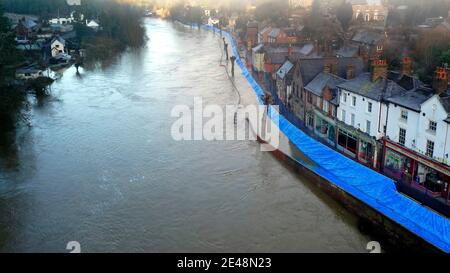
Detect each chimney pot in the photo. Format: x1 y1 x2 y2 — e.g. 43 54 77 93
401 57 413 76
347 64 355 79
433 66 449 94
371 59 388 82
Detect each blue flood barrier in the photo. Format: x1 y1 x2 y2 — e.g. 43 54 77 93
201 24 450 252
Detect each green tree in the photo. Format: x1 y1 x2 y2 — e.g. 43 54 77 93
0 3 22 82
0 3 26 132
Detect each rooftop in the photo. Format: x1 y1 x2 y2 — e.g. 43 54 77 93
388 72 422 91
305 72 346 104
276 60 294 79
439 94 450 114
268 28 280 38
386 87 435 112
264 44 315 64
16 67 42 74
336 45 359 58
51 36 66 45
352 30 384 45
298 57 364 85
337 73 406 101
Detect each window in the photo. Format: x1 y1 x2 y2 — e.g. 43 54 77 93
429 120 437 133
399 128 406 146
307 114 314 127
323 100 329 113
342 92 347 103
341 109 346 123
377 45 383 52
426 140 434 158
366 120 371 135
337 129 358 155
316 97 321 108
374 11 379 20
359 140 374 163
351 113 355 126
400 110 408 121
351 96 356 107
307 92 312 103
367 102 372 113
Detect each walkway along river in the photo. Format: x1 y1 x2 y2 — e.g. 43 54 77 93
0 18 380 252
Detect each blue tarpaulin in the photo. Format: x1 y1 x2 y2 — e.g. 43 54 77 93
202 25 450 252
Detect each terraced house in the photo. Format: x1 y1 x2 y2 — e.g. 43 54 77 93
383 67 450 204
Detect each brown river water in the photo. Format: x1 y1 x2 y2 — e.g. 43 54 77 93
0 18 375 252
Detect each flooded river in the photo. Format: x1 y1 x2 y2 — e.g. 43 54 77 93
0 18 374 252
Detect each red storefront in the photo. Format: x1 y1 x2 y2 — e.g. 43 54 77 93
383 139 450 201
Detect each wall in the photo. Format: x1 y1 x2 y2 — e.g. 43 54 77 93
419 96 449 164
337 88 384 139
386 95 450 167
385 104 420 149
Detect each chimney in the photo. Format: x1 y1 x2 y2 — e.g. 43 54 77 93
433 67 449 95
346 64 355 79
401 57 413 76
324 58 338 74
371 59 388 82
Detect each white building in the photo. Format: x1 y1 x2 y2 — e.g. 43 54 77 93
382 67 450 195
86 20 100 31
334 60 406 168
49 11 81 25
336 65 399 140
49 17 74 25
386 89 450 166
288 0 313 9
348 0 388 22
207 18 219 26
51 36 66 58
67 0 81 5
251 44 265 72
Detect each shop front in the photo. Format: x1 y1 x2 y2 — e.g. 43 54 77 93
336 128 357 158
314 109 336 146
358 139 377 169
383 139 450 200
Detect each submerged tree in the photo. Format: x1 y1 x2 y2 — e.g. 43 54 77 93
0 3 27 132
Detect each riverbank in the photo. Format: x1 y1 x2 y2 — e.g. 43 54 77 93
205 25 450 253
